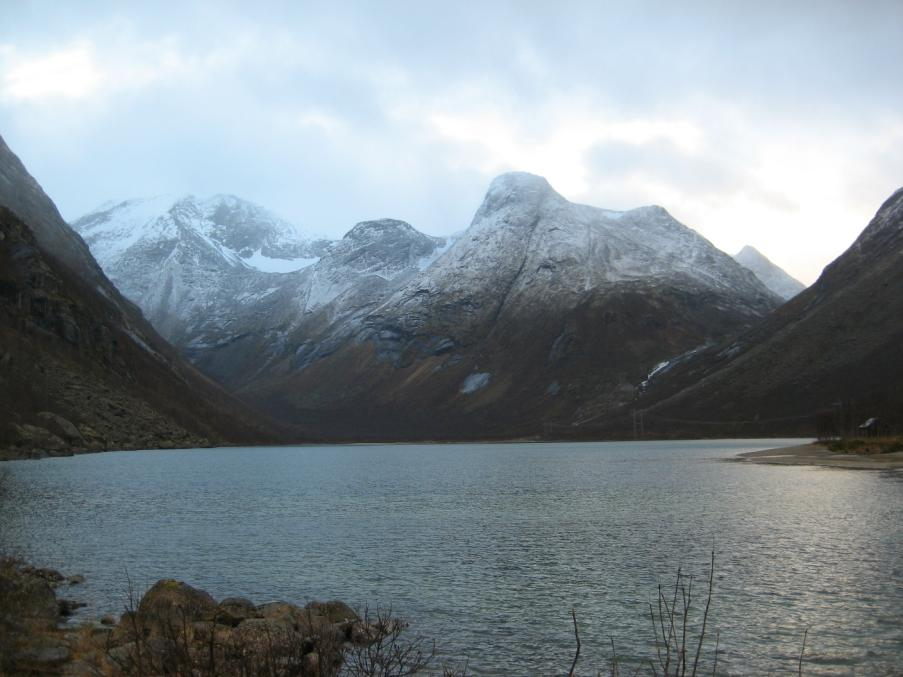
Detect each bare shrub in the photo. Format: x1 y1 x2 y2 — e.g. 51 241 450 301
340 606 435 677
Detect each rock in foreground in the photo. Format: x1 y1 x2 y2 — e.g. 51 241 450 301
0 561 372 676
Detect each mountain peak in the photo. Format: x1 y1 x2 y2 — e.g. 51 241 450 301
487 171 554 194
344 219 418 242
733 244 805 300
736 244 761 258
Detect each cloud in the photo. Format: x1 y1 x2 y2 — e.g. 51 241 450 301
0 1 901 284
1 42 102 101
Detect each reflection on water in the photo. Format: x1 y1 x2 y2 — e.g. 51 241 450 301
1 440 901 675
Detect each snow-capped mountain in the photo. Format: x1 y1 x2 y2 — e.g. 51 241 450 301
75 194 328 272
72 173 784 440
70 197 456 390
71 194 331 345
184 218 456 391
241 172 782 439
299 218 456 312
734 245 805 300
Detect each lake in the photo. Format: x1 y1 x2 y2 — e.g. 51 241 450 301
1 440 901 675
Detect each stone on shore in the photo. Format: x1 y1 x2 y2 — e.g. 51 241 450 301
136 579 218 635
216 596 260 626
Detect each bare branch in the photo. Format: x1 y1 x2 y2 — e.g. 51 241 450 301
691 549 715 677
568 608 581 677
798 627 808 677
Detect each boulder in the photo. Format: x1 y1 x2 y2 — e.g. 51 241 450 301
11 423 68 455
36 412 86 446
258 600 342 637
234 616 295 644
136 579 217 637
11 636 72 667
305 600 358 624
0 567 59 632
215 596 259 626
257 600 303 621
107 637 179 674
21 565 65 585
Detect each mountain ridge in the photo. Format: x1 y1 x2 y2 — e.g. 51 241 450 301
612 185 903 438
0 134 289 458
237 171 782 439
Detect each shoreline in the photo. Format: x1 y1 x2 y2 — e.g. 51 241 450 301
736 443 903 470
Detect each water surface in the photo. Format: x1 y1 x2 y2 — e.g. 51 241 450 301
2 440 901 675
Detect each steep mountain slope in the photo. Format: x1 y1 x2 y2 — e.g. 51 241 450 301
0 134 285 458
734 245 805 300
241 172 781 439
629 187 903 438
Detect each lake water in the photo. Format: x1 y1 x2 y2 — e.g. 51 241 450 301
1 440 901 675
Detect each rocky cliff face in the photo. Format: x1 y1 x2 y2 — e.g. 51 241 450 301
629 187 903 437
0 135 284 458
238 173 781 439
734 245 805 300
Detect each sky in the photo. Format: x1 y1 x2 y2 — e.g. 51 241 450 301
1 1 902 284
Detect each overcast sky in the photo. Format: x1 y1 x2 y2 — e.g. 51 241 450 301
1 1 901 283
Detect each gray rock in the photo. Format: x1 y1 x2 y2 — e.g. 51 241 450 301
136 579 217 636
37 412 86 446
13 640 72 665
12 423 68 454
0 567 59 632
305 599 358 624
61 658 106 676
215 596 259 626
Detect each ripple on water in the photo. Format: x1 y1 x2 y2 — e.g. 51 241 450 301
0 440 900 675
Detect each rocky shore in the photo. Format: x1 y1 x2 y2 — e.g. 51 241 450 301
0 559 384 676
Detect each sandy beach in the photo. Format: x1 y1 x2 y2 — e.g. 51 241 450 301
737 443 903 470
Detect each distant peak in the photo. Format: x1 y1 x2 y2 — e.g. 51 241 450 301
733 245 805 300
476 172 561 218
736 245 763 259
487 171 554 194
627 204 673 220
345 219 417 241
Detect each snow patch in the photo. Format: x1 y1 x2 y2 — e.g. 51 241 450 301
640 360 671 389
241 250 319 273
416 232 461 271
460 372 491 394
